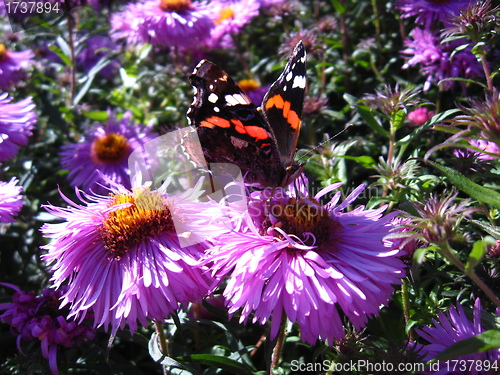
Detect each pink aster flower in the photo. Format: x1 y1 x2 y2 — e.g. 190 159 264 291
416 299 500 374
203 178 406 344
396 0 473 27
41 178 219 334
401 28 482 91
0 44 34 90
0 93 37 161
60 110 157 194
407 106 435 126
0 284 96 375
0 177 23 223
208 0 260 48
110 0 214 49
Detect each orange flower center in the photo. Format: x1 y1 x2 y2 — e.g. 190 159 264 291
101 189 174 259
267 198 339 248
159 0 193 12
215 5 235 24
238 79 260 92
0 44 7 62
90 133 130 165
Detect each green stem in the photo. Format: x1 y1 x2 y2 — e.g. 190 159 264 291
155 320 170 375
270 318 287 374
440 241 500 310
402 278 414 342
480 54 494 93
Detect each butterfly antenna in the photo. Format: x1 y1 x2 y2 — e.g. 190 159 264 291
296 123 354 162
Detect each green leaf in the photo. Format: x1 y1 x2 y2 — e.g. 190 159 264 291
179 354 254 375
348 100 389 137
428 161 500 210
395 109 460 147
331 0 346 14
471 220 500 240
438 77 487 89
433 330 500 361
391 109 406 132
82 110 109 121
339 155 377 168
465 237 495 274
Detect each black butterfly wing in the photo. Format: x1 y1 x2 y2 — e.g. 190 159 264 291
186 60 285 188
262 41 306 166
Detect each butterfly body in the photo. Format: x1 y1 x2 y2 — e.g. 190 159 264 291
186 41 306 189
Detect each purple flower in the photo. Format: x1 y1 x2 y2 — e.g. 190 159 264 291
0 44 34 90
41 178 218 334
60 110 157 194
416 299 500 374
237 79 270 106
208 0 260 48
203 178 405 344
0 284 96 375
454 138 500 160
110 0 214 48
0 177 23 223
0 93 37 161
401 28 482 91
76 35 120 79
396 0 473 27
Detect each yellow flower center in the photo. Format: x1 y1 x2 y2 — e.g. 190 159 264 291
90 133 130 165
101 189 174 259
215 5 235 24
268 198 339 248
238 79 260 92
0 44 7 62
159 0 193 12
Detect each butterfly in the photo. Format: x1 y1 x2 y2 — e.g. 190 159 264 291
184 41 306 189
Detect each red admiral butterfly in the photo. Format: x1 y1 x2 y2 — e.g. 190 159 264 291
185 41 306 189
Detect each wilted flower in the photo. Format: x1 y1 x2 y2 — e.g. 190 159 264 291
41 178 221 334
0 44 34 90
361 84 423 118
416 299 500 375
110 0 214 48
396 0 473 27
0 284 96 375
401 28 482 91
443 0 499 44
402 191 477 245
203 178 405 344
60 110 157 194
0 177 23 223
0 93 37 161
451 89 500 144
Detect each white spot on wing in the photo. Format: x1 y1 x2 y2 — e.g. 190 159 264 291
225 93 250 106
208 93 219 103
292 75 306 89
286 71 293 81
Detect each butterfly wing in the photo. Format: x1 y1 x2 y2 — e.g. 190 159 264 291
186 60 285 188
262 41 306 166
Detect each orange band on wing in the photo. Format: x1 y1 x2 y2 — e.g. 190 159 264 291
265 95 301 130
200 116 231 128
